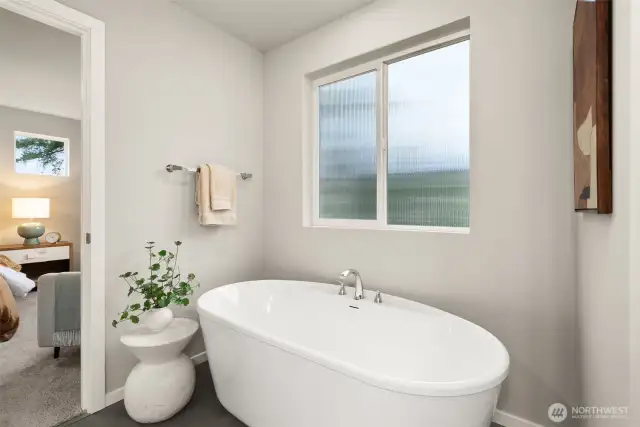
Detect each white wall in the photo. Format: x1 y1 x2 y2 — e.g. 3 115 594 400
58 0 264 393
0 8 81 120
575 1 631 425
0 106 82 270
264 0 579 425
630 1 640 424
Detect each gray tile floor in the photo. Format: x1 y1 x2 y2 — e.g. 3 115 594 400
69 363 502 427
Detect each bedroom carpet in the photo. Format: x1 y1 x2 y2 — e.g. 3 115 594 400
0 293 81 427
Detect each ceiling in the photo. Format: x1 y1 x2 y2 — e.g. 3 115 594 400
172 0 374 52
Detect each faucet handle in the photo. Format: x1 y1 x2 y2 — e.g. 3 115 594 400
374 290 383 304
336 279 346 296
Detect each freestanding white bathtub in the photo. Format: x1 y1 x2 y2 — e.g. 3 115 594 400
198 280 509 427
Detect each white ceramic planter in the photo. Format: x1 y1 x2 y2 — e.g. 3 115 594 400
144 308 174 332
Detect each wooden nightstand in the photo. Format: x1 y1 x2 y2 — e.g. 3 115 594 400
0 241 73 280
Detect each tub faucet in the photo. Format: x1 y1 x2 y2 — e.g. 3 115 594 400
339 269 365 300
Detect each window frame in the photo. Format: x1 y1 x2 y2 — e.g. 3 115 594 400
14 130 71 177
307 30 471 233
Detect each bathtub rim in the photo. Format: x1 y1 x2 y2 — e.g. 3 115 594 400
198 280 510 398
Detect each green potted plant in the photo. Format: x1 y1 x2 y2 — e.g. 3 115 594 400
112 241 199 332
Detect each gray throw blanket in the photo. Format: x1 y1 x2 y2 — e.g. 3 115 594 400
53 272 81 347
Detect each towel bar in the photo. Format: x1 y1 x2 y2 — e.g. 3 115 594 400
165 164 252 180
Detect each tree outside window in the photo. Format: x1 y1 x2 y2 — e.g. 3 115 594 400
14 132 69 176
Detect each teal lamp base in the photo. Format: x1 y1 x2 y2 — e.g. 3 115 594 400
17 222 45 246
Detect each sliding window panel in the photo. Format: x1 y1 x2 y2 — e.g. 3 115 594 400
318 71 378 220
387 40 470 227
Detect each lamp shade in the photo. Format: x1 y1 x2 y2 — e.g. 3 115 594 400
12 198 50 219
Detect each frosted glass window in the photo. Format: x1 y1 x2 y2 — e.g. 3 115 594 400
311 34 470 230
387 40 469 227
318 72 377 220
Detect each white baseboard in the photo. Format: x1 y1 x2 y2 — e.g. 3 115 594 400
105 384 124 407
494 409 544 427
190 350 208 365
105 351 208 407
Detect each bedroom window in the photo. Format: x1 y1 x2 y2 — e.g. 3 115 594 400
14 131 70 177
309 32 470 232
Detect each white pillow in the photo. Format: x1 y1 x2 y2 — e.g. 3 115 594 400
0 265 35 298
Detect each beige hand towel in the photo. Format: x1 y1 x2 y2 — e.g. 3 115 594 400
209 164 235 211
196 164 237 225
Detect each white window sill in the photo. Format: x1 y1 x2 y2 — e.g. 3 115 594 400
305 222 470 234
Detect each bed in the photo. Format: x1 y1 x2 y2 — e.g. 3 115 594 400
0 275 19 342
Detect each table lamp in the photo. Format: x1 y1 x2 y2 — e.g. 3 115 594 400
12 198 50 245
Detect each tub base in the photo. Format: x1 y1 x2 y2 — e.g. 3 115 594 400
203 318 500 427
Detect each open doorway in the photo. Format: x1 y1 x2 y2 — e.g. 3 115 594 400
0 0 106 423
0 7 83 426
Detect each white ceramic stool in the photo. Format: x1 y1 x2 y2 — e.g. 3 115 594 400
120 318 199 423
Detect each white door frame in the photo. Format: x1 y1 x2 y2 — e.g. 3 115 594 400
0 0 106 414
